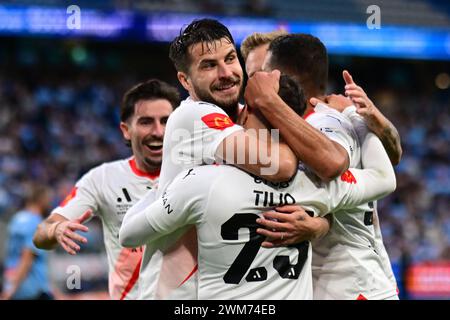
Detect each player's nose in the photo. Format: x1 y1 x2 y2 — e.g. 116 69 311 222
217 62 233 79
151 121 165 138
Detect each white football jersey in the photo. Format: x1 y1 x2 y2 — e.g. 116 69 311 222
52 157 159 300
136 97 243 300
307 105 397 300
144 163 390 300
305 103 360 168
373 201 398 293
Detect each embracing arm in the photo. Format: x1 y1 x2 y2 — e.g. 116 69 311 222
245 71 348 181
216 110 298 183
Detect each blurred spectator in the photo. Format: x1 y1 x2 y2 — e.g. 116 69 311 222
242 0 272 17
1 183 53 300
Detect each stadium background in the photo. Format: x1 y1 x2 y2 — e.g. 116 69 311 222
0 0 448 300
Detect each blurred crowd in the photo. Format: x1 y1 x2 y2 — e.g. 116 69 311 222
0 42 448 298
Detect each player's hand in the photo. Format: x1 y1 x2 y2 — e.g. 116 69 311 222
343 70 387 135
244 69 280 110
310 94 353 113
256 205 326 248
323 94 354 113
54 210 92 255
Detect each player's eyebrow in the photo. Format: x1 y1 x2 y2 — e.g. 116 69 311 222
137 116 154 122
224 48 237 59
199 48 237 66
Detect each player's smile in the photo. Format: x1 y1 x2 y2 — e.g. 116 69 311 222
212 78 240 96
143 140 163 156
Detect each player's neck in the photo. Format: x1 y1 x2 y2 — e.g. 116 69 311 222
133 157 160 175
227 105 240 123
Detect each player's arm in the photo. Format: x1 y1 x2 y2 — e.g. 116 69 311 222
216 110 298 183
1 249 35 300
333 108 397 208
244 70 349 182
33 211 91 255
120 169 206 247
343 70 402 165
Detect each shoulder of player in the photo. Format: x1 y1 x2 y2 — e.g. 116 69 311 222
175 98 228 118
307 110 357 136
172 165 233 189
78 158 131 184
307 109 346 123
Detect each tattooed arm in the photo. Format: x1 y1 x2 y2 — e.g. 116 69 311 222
343 70 402 165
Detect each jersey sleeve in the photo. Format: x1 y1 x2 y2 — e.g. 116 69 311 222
327 132 396 211
306 103 355 161
120 167 210 247
51 167 101 220
145 168 208 235
174 101 243 164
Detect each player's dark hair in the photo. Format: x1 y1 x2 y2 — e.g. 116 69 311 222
278 75 306 117
169 19 235 74
268 34 328 97
120 79 180 123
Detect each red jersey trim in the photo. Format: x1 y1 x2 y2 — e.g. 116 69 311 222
60 187 78 208
177 264 198 288
119 257 142 300
303 110 315 120
129 158 160 180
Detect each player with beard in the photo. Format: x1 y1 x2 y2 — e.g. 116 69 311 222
33 79 179 299
120 19 350 299
119 75 396 300
249 34 402 300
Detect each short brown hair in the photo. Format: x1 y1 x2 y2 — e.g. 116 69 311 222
25 183 50 206
121 79 180 123
267 34 328 97
240 30 288 61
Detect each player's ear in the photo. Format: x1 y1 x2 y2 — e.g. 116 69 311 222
177 71 191 92
120 121 131 141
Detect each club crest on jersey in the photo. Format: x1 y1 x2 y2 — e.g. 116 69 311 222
60 187 78 207
340 170 357 184
201 113 234 130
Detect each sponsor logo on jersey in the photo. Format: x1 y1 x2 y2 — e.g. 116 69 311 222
201 113 234 130
60 187 78 207
340 170 357 184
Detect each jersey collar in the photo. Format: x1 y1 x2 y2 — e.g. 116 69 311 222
129 158 160 180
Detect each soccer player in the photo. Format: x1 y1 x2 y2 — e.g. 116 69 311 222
2 184 53 300
240 30 287 77
33 79 179 300
251 34 402 299
121 19 348 299
119 76 396 299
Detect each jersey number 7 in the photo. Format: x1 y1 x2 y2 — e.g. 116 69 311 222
221 213 309 284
